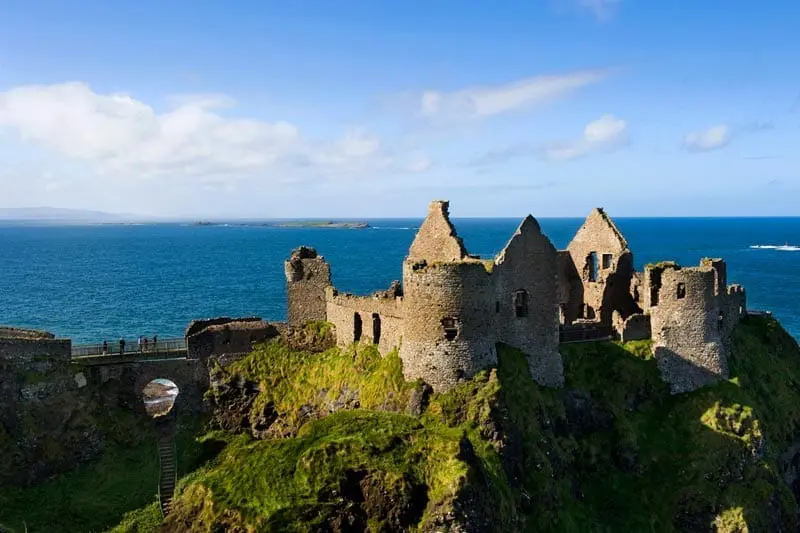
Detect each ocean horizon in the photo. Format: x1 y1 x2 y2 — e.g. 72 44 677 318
1 216 799 344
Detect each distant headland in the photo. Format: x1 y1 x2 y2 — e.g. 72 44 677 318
192 220 370 229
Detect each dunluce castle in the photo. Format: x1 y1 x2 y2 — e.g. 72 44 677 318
286 200 747 394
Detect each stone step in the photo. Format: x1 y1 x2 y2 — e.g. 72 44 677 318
157 434 178 517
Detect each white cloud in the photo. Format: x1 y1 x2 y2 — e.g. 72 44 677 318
470 114 628 165
682 125 732 153
418 69 608 121
682 122 773 154
578 0 622 21
0 82 427 184
541 114 628 161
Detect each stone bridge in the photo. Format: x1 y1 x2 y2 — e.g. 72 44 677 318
76 357 210 414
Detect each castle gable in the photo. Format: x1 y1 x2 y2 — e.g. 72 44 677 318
407 200 468 263
495 215 552 265
567 207 628 255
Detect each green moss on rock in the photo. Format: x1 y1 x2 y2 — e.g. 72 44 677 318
26 314 800 532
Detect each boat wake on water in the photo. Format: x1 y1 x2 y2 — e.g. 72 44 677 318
750 244 800 251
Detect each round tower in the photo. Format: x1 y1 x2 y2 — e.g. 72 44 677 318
650 264 727 393
399 260 497 392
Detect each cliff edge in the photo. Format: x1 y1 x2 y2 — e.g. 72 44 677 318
98 314 800 532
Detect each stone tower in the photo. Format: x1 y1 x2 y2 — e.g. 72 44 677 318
400 201 498 391
284 246 332 328
646 262 728 393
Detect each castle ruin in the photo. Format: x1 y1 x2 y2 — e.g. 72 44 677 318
286 200 747 394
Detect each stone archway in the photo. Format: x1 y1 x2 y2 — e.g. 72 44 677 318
142 378 179 418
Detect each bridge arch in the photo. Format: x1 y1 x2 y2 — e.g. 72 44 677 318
131 360 209 415
142 378 180 417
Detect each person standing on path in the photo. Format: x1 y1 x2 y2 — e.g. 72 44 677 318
138 336 143 353
119 337 126 356
102 340 108 355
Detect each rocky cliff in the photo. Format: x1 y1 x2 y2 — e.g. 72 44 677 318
4 315 800 532
100 314 800 532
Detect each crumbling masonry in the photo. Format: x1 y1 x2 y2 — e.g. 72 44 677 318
285 200 747 394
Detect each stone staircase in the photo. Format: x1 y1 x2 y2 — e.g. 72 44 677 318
157 428 177 516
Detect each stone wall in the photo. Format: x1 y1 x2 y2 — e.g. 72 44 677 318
400 260 497 392
648 263 728 393
493 216 563 387
556 251 582 325
564 208 639 325
723 285 747 339
407 200 468 263
325 284 404 355
0 329 101 486
285 246 332 328
186 317 280 359
617 313 652 342
0 336 71 362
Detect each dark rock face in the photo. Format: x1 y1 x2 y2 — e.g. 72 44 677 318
405 382 433 416
563 389 614 435
207 369 262 435
314 470 428 533
0 338 104 486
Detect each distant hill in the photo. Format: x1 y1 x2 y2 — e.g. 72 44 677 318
0 207 151 222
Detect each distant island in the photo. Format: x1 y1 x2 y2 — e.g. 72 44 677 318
192 220 370 229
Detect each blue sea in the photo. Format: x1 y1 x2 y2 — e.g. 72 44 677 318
1 218 799 344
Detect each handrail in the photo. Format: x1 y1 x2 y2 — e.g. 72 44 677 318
71 337 186 357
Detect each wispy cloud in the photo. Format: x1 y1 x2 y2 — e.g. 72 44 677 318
417 69 609 122
682 125 732 153
0 82 431 185
682 121 773 153
541 114 628 160
471 114 628 165
577 0 622 21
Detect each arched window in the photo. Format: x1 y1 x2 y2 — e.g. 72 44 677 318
372 313 381 345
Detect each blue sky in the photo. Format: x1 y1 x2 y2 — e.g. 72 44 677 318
0 0 798 218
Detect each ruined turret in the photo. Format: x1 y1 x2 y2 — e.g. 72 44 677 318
284 247 332 328
400 201 496 391
645 261 727 393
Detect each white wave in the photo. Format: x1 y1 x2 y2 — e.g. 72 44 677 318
750 244 800 251
371 227 413 230
144 396 176 405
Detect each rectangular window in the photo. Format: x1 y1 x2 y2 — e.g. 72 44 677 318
513 290 528 318
602 253 613 269
588 252 598 282
353 313 362 342
442 317 458 340
677 282 686 299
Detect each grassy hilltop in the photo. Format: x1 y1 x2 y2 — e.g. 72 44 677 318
3 315 800 532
